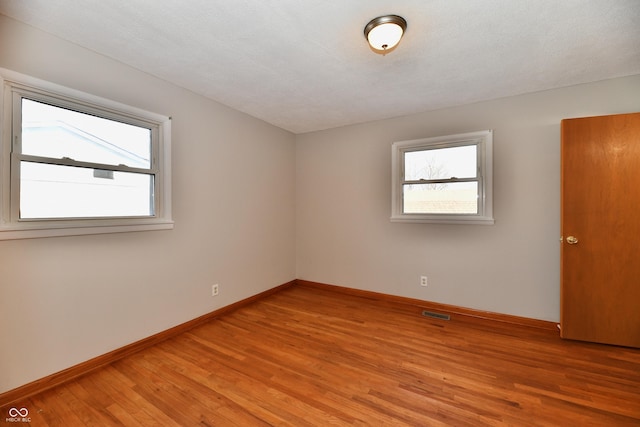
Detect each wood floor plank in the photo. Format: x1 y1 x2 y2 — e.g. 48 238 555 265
3 283 639 426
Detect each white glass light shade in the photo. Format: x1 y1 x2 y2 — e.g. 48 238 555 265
367 23 404 51
364 15 407 54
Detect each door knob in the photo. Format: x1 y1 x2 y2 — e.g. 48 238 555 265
566 236 578 245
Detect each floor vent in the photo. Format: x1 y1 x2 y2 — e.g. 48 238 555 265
422 310 451 321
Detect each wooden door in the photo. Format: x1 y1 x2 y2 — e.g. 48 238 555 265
561 112 640 348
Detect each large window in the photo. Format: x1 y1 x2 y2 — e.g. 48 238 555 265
1 69 173 239
391 130 493 224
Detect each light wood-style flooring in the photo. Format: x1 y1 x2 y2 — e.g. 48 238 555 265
3 284 640 426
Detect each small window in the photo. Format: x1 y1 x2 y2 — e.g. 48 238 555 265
391 130 494 224
1 69 173 239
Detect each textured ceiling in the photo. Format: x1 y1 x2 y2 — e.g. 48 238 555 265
1 0 639 134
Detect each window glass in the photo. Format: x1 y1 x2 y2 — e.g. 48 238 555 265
404 145 477 181
20 162 154 219
403 182 478 214
21 99 151 169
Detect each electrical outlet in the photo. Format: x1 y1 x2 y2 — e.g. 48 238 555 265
212 284 219 296
420 276 428 287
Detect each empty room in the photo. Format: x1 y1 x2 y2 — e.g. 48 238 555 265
1 1 639 425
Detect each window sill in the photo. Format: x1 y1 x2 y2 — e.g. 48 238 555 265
0 219 174 240
390 214 494 225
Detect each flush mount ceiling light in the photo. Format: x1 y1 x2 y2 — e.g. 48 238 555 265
364 14 407 54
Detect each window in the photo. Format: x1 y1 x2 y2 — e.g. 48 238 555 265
1 69 173 239
391 130 493 224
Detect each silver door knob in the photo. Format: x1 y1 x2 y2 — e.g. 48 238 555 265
566 236 578 245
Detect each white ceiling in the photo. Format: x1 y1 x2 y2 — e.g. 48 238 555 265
1 0 639 134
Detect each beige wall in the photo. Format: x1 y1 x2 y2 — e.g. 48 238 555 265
0 15 296 393
296 74 640 322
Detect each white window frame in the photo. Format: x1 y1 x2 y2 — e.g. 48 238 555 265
0 68 173 240
391 130 494 225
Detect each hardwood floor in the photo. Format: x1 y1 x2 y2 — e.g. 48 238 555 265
3 284 639 426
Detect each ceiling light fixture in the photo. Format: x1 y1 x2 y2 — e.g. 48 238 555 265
364 15 407 55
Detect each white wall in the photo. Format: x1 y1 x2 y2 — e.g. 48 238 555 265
0 15 296 394
296 74 640 323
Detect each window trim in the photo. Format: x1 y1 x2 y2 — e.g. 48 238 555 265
391 130 494 225
0 68 173 240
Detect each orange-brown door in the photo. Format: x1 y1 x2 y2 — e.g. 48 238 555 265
561 112 640 348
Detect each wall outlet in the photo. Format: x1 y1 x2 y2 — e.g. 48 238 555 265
212 284 219 296
420 276 428 287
